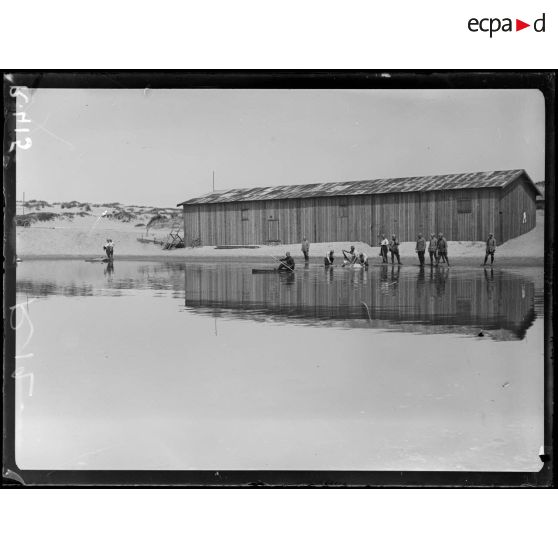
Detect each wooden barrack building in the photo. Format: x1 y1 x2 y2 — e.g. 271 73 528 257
178 169 540 246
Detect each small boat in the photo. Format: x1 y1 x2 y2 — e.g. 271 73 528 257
84 257 111 263
252 268 294 274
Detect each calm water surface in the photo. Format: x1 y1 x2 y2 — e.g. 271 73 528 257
15 260 544 470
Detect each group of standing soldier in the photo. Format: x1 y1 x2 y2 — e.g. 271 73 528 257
379 234 403 264
414 233 450 267
297 232 497 268
377 232 449 266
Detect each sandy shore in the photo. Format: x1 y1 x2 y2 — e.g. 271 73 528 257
16 209 545 266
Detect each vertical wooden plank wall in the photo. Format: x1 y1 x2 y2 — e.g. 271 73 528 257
182 206 201 246
499 177 537 242
182 180 536 246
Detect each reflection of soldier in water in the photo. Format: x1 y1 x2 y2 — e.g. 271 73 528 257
280 271 295 285
324 265 334 282
389 264 400 294
350 266 368 287
433 266 449 297
484 267 495 300
104 261 114 280
415 266 426 299
380 265 390 294
361 268 368 286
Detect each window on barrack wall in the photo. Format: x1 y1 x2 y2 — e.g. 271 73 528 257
457 196 472 214
339 203 348 218
241 208 249 221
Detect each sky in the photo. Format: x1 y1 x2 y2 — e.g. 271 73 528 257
15 88 545 207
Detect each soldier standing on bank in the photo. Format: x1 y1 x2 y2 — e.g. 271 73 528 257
428 233 438 266
436 233 449 266
389 234 401 265
301 237 310 262
415 233 426 267
483 233 496 266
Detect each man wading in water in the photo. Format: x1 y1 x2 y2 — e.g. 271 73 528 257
278 252 295 271
103 238 114 261
342 245 357 266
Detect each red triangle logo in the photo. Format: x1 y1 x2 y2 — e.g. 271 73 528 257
516 19 530 31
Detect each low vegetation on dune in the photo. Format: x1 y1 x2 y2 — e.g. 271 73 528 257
61 211 91 219
22 200 52 210
60 201 92 211
145 213 168 229
91 202 122 208
16 210 97 226
145 212 182 230
106 208 137 222
16 211 59 225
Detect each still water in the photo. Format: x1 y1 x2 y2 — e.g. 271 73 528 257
15 260 544 471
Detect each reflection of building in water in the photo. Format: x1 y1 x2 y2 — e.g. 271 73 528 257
15 261 538 340
16 261 187 299
184 265 536 340
16 279 96 298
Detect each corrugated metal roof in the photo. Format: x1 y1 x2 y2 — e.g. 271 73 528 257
178 169 532 205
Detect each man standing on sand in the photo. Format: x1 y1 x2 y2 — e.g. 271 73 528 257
415 233 426 267
437 233 449 266
483 233 496 266
389 234 401 265
379 235 389 263
301 237 310 262
428 233 437 266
